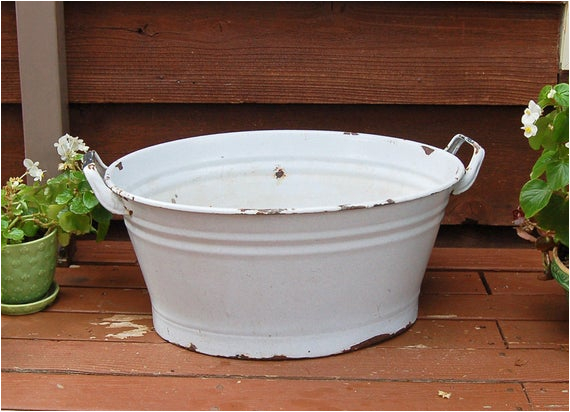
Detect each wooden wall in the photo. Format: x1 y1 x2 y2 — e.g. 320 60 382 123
2 1 567 226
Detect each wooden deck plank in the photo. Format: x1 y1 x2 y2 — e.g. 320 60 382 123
0 312 160 343
72 240 138 264
0 373 531 411
2 241 566 411
56 266 488 294
499 321 569 350
419 294 569 321
421 271 487 295
45 286 151 314
37 284 569 320
485 271 567 295
72 241 546 271
0 312 503 349
56 265 146 289
3 339 567 383
524 383 570 411
427 248 543 271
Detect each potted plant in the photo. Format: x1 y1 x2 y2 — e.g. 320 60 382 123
1 134 113 314
513 83 569 292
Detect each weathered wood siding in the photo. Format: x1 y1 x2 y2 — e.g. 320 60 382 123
2 1 566 225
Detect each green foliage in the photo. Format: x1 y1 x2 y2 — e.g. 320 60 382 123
1 135 113 247
518 83 569 248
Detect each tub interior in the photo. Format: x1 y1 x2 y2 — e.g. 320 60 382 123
106 131 464 212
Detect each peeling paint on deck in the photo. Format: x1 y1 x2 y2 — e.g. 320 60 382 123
92 314 153 339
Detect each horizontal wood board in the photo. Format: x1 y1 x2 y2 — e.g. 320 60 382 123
1 2 564 104
2 242 567 411
70 103 540 226
0 104 24 184
2 1 566 226
1 1 20 102
1 373 534 411
1 2 568 406
2 102 543 226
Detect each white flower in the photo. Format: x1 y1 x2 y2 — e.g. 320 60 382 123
54 134 89 162
521 100 542 126
547 88 556 99
23 158 45 181
521 123 538 138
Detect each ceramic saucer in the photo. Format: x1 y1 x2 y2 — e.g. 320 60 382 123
1 282 60 315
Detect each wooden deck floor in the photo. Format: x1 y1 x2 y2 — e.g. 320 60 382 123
2 228 568 411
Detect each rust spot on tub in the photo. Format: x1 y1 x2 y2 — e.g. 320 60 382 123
116 161 124 170
343 321 414 353
188 343 198 352
239 208 287 215
339 204 366 211
274 167 286 179
422 145 434 155
256 208 287 215
231 353 290 361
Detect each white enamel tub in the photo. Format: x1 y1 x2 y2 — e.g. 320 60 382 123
84 130 484 359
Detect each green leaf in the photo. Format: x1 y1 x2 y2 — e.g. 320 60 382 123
58 230 71 247
46 204 65 220
92 203 113 223
78 180 92 193
5 227 24 242
47 172 68 185
552 109 569 144
519 179 553 218
538 85 553 102
69 196 90 215
535 194 569 247
82 191 99 210
21 220 39 238
95 219 111 242
545 157 569 191
535 112 559 150
554 83 569 108
58 211 91 234
55 191 74 205
528 115 552 150
91 204 113 242
530 150 555 179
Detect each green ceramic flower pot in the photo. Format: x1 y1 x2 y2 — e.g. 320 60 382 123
551 247 569 294
1 230 58 305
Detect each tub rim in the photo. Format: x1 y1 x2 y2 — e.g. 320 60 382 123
86 130 483 216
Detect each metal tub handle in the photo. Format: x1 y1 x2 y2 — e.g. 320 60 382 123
83 151 125 215
444 134 485 195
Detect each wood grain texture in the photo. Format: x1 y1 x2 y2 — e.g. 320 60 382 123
3 339 567 383
0 312 503 349
486 271 567 295
0 373 532 411
60 1 562 105
3 0 564 226
1 242 567 411
67 103 540 226
500 321 570 349
0 104 24 183
419 294 568 321
1 2 20 102
524 383 570 411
